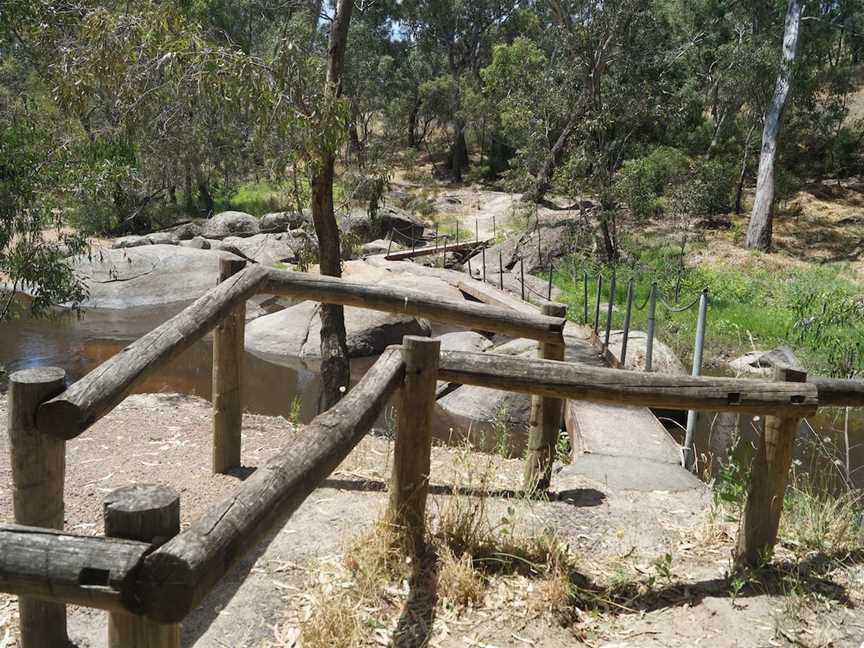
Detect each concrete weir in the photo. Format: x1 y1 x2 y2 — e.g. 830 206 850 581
561 324 703 493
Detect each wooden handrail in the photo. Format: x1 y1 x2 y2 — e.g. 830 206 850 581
0 524 151 614
437 351 820 416
264 268 565 343
136 347 405 623
36 264 270 440
809 377 864 407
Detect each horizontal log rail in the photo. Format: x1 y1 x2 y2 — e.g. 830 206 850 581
36 264 270 440
135 347 405 623
809 377 864 407
437 351 820 416
0 524 150 614
264 269 565 343
383 238 489 261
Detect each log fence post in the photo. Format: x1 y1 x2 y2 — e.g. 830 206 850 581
213 257 247 474
523 303 568 493
104 484 181 647
8 367 69 648
735 366 807 567
388 336 440 552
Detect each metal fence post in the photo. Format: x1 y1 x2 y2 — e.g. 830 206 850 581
682 289 709 470
645 282 658 372
499 250 504 290
593 274 603 335
520 258 526 301
620 278 635 366
547 262 554 301
482 247 487 283
583 269 589 324
604 270 616 349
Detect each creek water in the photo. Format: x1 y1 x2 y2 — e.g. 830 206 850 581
0 301 383 426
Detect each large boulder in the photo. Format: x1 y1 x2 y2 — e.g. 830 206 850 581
219 232 312 267
342 206 426 244
361 239 404 257
436 331 493 354
245 301 431 364
71 245 242 308
112 232 179 249
201 211 259 239
435 386 530 453
171 222 203 240
260 211 306 233
605 330 687 375
728 346 801 375
178 236 210 250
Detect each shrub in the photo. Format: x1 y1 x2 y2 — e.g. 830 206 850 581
614 146 689 219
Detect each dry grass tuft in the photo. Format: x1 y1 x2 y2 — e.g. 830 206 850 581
437 546 485 609
298 590 362 648
781 485 864 555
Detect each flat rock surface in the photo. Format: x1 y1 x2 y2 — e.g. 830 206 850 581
70 245 241 308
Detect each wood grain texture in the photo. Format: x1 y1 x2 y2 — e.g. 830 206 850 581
105 484 181 648
212 258 247 474
735 368 806 567
37 264 268 440
524 303 567 492
8 367 69 648
437 351 819 416
264 269 565 343
389 337 440 551
138 348 405 623
0 524 149 614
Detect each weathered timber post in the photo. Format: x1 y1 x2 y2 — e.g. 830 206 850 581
523 303 568 493
389 336 440 552
8 367 69 648
213 257 247 474
104 484 181 648
735 367 807 567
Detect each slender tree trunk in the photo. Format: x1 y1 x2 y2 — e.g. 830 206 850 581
449 119 469 181
407 94 420 148
735 122 757 215
525 120 575 203
745 0 803 251
310 0 353 410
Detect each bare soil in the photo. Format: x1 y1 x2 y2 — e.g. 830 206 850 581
1 393 862 647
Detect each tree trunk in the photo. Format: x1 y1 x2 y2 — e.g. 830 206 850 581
407 94 420 148
309 0 353 410
744 0 803 251
195 164 214 217
525 120 575 204
449 119 469 181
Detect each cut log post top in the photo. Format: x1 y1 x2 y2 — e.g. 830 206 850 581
264 268 565 343
437 351 819 416
36 263 269 440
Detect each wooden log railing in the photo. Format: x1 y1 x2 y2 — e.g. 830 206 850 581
9 266 864 646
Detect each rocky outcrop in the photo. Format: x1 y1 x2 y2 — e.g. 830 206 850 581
245 301 431 364
218 231 313 267
436 331 493 354
201 211 260 239
606 330 687 375
72 245 242 308
178 236 210 250
260 211 306 232
361 239 404 256
342 206 426 243
171 222 203 240
728 346 801 375
113 232 179 249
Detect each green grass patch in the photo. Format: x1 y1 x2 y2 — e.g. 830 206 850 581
552 235 864 376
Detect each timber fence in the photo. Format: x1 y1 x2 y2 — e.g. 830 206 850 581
3 260 863 647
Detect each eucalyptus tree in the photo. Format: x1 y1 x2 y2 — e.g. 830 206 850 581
745 0 804 251
400 0 523 180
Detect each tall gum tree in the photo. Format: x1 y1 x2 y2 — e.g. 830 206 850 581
311 0 354 410
745 0 804 251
